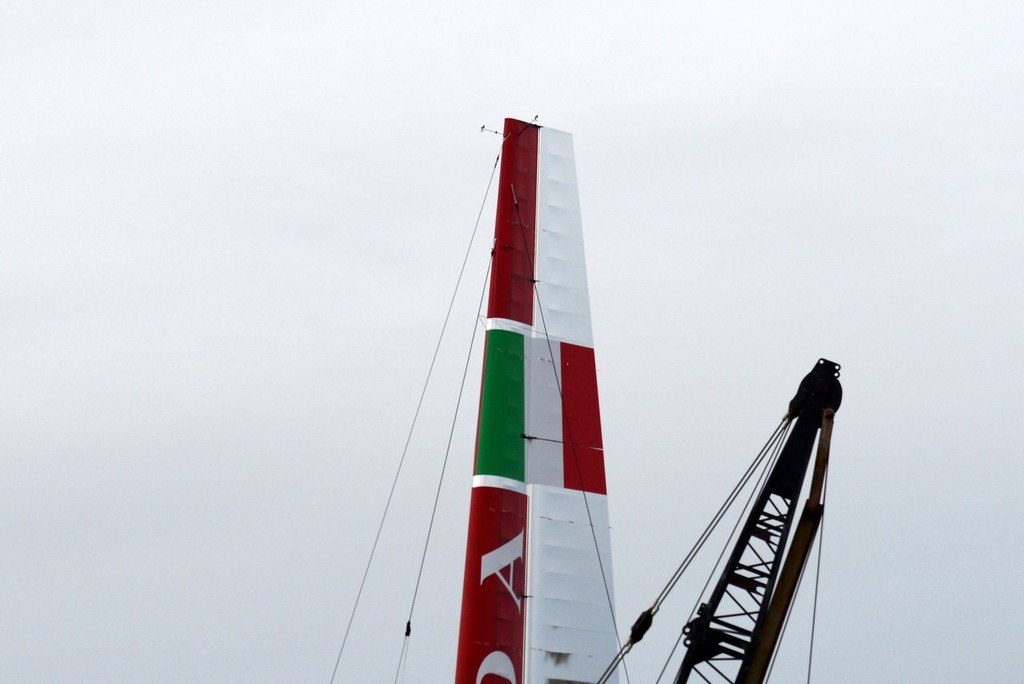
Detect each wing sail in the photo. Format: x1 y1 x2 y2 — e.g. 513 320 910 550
455 119 618 684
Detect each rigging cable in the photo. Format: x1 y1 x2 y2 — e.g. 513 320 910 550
597 418 792 684
328 144 503 684
394 633 411 684
392 257 493 684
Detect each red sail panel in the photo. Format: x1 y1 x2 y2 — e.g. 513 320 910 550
486 119 538 325
560 342 607 494
457 118 538 684
455 487 527 684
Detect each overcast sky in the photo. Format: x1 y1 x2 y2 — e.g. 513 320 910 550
3 1 1022 682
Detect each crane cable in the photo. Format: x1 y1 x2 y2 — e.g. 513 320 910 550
596 418 792 684
804 467 828 684
763 462 829 684
687 422 790 624
651 420 790 684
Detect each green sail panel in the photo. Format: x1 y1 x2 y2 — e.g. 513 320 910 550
474 328 525 481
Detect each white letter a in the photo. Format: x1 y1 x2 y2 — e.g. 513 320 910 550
479 531 524 610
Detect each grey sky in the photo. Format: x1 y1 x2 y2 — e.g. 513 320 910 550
3 1 1022 682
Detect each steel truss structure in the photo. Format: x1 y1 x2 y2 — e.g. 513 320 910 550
673 359 842 684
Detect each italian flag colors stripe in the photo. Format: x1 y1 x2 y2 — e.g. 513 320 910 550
473 328 607 495
474 329 525 482
456 119 618 684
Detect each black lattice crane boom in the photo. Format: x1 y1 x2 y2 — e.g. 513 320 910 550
672 358 842 684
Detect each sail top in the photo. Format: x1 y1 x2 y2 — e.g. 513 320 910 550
487 119 594 347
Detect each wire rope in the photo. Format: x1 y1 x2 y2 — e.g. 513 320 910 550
764 468 829 684
658 423 787 683
686 419 790 625
600 418 791 684
647 420 790 684
393 634 410 684
805 468 828 684
327 144 502 684
393 258 492 682
654 628 686 684
763 544 805 683
657 419 789 609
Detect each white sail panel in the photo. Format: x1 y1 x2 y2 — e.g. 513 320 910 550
524 333 564 488
534 126 594 348
524 485 618 684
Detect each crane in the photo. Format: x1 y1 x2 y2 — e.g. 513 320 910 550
672 358 842 684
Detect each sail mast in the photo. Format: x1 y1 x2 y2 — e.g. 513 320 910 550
455 118 618 684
